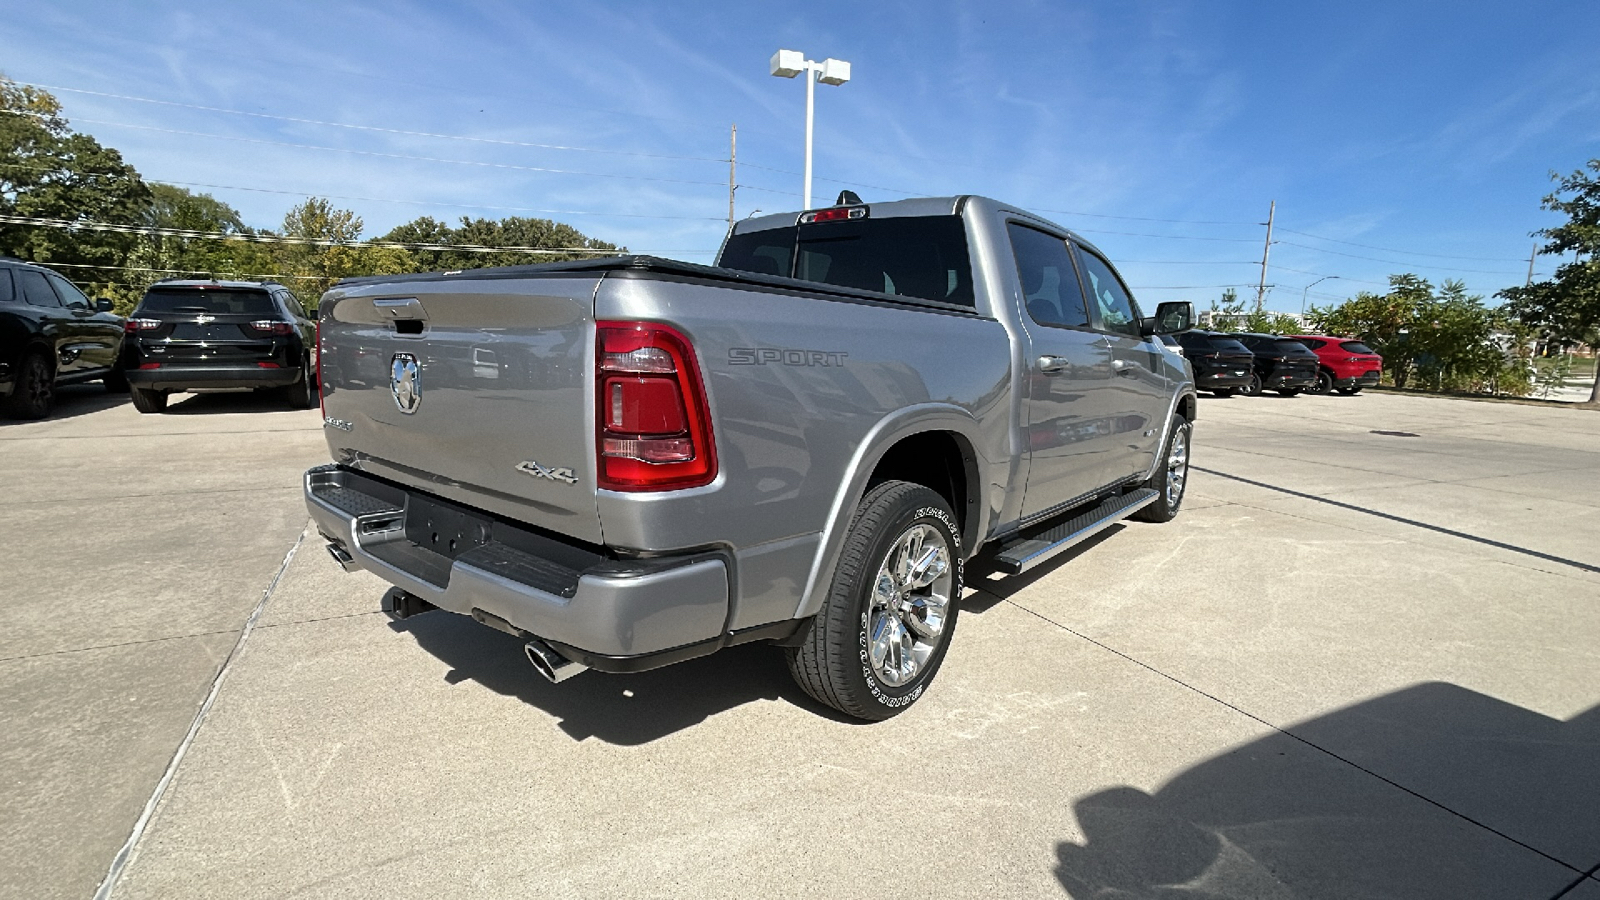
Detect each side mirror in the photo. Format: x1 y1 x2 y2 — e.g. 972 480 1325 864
308 307 320 320
1142 301 1194 336
96 298 115 312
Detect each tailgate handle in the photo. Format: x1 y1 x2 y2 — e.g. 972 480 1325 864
374 298 427 320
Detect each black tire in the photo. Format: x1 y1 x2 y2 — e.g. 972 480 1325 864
285 357 315 409
1133 414 1191 523
131 387 168 414
1241 373 1263 396
103 363 130 393
2 352 54 420
787 481 963 721
1310 371 1334 395
1337 386 1362 395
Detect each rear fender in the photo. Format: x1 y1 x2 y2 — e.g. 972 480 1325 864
792 403 989 621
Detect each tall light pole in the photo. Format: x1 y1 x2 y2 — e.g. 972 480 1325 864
1301 275 1339 318
770 49 851 211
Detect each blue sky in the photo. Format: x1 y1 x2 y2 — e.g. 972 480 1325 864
3 0 1597 312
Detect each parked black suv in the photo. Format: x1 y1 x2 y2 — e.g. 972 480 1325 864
1227 333 1321 396
1 257 127 420
1162 330 1255 396
123 279 317 413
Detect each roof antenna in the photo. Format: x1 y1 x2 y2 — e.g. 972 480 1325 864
835 190 862 206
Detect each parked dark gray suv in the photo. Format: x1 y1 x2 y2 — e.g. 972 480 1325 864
0 257 127 420
123 279 317 413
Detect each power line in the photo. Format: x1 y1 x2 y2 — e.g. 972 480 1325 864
0 213 626 255
37 260 324 281
0 161 731 222
1080 229 1262 243
1276 226 1528 263
2 110 734 189
19 81 728 163
1273 240 1527 276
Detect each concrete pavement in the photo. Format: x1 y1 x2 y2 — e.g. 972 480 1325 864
3 387 1596 898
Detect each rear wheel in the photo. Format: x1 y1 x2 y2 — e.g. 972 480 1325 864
2 352 54 420
103 364 130 394
1309 371 1334 395
285 357 315 409
1133 414 1191 523
131 387 168 414
787 481 962 721
1241 373 1263 396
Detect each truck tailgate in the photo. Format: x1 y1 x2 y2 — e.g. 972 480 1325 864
318 276 603 545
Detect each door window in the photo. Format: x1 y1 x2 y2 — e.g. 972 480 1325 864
1075 250 1142 338
0 270 13 303
1007 223 1090 329
278 290 307 319
45 273 92 310
17 270 62 308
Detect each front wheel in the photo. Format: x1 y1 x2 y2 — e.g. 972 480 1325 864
1133 414 1191 523
787 481 962 721
2 352 53 420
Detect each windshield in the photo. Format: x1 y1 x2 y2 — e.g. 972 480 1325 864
136 288 277 315
719 215 974 306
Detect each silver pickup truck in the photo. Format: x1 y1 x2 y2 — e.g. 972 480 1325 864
305 195 1197 720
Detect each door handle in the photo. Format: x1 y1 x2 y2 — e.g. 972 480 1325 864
1111 358 1140 375
1037 355 1071 375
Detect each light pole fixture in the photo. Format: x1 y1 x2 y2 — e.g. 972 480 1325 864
1301 275 1340 318
770 49 851 211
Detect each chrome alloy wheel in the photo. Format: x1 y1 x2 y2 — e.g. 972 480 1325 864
867 523 953 687
1165 424 1190 508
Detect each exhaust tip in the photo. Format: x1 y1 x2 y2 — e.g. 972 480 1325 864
524 640 587 684
326 542 357 573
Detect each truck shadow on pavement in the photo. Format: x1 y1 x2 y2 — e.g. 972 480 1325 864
1054 683 1600 899
387 610 847 744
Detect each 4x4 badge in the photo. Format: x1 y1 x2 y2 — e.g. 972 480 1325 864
391 353 421 414
516 460 578 485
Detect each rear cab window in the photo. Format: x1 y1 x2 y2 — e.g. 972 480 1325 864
137 288 277 316
719 214 975 307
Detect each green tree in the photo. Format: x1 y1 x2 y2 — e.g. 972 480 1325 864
276 197 415 302
379 214 623 272
0 74 151 283
1205 287 1303 335
1498 159 1600 404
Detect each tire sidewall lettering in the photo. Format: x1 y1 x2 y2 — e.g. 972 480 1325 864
856 502 961 708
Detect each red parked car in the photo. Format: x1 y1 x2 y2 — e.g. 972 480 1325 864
1288 335 1383 395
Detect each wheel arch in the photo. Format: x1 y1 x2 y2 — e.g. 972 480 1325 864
792 405 990 621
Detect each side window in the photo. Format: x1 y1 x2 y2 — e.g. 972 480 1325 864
0 270 14 303
278 290 306 319
1074 249 1142 339
17 270 62 308
1007 223 1091 329
46 273 91 310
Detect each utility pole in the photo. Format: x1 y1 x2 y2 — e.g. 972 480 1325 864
727 124 737 231
1526 242 1536 286
1256 200 1275 312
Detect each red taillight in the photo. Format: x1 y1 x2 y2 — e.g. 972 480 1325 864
596 321 716 491
125 318 160 334
316 315 326 417
248 320 294 336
